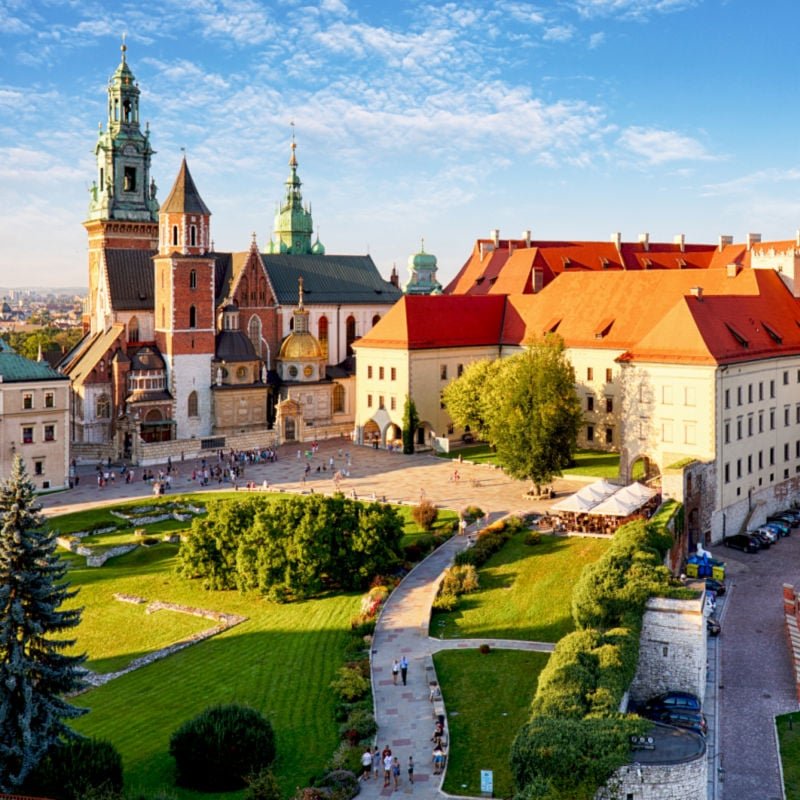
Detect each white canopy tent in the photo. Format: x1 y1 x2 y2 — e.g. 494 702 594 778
589 482 657 517
551 479 619 513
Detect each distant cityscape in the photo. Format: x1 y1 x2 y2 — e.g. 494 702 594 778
0 288 86 331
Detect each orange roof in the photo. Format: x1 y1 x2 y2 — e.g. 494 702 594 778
445 236 751 296
353 294 507 350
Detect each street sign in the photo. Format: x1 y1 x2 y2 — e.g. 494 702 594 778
480 770 493 796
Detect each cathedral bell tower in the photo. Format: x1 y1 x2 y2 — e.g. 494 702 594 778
153 158 215 439
84 41 159 333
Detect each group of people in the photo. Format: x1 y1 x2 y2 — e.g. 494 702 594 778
391 656 409 686
360 745 414 789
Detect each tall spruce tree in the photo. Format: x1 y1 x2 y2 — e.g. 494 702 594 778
0 456 87 790
402 395 419 454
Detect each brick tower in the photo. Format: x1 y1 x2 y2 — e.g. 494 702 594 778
84 40 159 333
153 158 215 439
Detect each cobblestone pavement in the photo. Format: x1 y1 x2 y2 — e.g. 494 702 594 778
718 534 800 800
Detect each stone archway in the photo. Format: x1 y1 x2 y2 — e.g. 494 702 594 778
363 419 380 446
629 454 659 483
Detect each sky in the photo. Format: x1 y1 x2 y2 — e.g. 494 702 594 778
1 0 800 289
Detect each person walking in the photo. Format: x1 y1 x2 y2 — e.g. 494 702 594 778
373 746 380 779
407 755 414 785
392 756 401 789
360 746 373 781
399 655 409 686
383 751 393 787
392 659 400 685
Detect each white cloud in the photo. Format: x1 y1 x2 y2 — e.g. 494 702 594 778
574 0 696 20
588 31 605 48
320 0 349 14
617 126 715 164
543 24 574 42
701 168 800 197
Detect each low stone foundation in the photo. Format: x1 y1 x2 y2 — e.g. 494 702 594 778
783 583 800 702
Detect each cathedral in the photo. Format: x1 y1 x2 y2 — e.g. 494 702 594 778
61 43 402 463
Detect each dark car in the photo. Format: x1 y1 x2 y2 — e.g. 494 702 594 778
764 520 791 537
723 534 760 553
705 577 726 596
646 708 708 737
641 691 702 714
770 512 799 527
748 529 772 548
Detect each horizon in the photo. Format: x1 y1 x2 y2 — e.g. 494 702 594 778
2 1 800 289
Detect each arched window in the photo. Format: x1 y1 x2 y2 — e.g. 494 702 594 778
239 276 249 305
259 279 266 303
346 315 356 357
248 315 262 357
190 225 197 247
333 383 345 413
189 305 197 328
128 316 140 343
172 225 179 246
96 394 110 419
123 99 131 123
187 390 198 418
189 269 197 289
318 316 329 358
372 314 381 327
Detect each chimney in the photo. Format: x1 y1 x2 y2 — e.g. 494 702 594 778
746 232 762 250
690 286 703 300
389 263 399 288
674 233 685 252
532 267 544 293
479 242 485 260
726 263 739 278
610 232 622 250
718 234 733 252
491 228 500 246
523 229 531 247
638 232 649 251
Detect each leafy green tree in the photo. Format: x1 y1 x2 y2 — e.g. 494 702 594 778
484 336 582 492
441 358 498 438
402 395 419 454
0 457 87 789
1 328 83 362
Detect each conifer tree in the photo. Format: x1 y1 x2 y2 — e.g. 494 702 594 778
402 395 419 454
0 456 86 790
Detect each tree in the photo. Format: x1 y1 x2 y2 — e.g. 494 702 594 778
484 335 582 492
0 456 87 789
402 395 419 454
441 358 498 438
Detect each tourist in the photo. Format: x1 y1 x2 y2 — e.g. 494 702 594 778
360 746 372 781
392 659 400 685
383 751 393 787
392 756 401 788
407 755 414 785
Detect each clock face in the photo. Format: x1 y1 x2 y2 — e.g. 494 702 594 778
288 365 298 378
304 365 313 378
236 366 247 379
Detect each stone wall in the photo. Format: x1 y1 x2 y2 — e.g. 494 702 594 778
597 756 707 800
783 583 800 702
137 428 280 466
628 594 707 705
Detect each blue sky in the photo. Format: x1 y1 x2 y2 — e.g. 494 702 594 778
1 0 799 288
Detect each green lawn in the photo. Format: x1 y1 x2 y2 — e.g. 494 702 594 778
398 506 458 548
777 712 800 799
438 444 500 465
434 649 548 798
431 533 610 642
560 449 620 479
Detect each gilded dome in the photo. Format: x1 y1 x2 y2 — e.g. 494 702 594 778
279 331 323 360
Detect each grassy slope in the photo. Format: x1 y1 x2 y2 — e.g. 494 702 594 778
777 712 800 799
431 533 610 642
434 649 548 798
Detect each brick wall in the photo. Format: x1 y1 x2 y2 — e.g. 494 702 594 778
783 583 800 702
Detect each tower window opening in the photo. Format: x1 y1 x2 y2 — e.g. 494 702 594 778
189 305 197 329
172 225 179 246
189 270 197 289
99 167 104 190
123 166 136 192
122 99 132 123
190 225 197 247
113 99 119 121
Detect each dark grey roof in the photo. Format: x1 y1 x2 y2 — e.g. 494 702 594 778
127 390 172 404
129 345 166 371
215 330 256 361
161 158 211 215
106 249 155 310
213 251 235 303
261 254 402 305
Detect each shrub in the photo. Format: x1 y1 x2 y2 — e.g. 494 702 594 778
524 532 542 546
317 770 360 800
478 643 491 654
24 737 123 800
339 708 377 742
169 704 276 791
402 543 423 562
440 564 479 596
462 505 485 523
432 592 459 612
326 741 361 773
412 500 439 531
245 768 282 800
330 665 370 702
454 549 479 567
349 615 376 637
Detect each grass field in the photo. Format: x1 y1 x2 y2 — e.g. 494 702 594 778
431 533 610 642
438 444 499 465
434 649 548 798
777 712 800 799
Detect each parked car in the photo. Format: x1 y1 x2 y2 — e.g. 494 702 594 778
752 526 778 544
771 511 799 526
644 708 708 737
641 691 702 715
707 616 721 636
764 519 792 536
746 529 772 548
705 577 726 596
723 534 760 553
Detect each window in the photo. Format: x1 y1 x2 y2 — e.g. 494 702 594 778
736 419 742 440
724 463 730 483
189 305 196 328
587 367 594 381
759 411 764 433
685 422 696 445
345 315 356 357
606 397 613 413
606 368 613 383
747 454 753 474
458 364 464 377
748 416 753 436
440 393 445 410
771 379 776 398
737 386 743 406
367 394 373 408
22 393 32 409
379 396 385 409
390 397 396 410
391 367 396 381
367 366 373 379
662 421 673 442
663 385 673 404
770 409 776 430
759 382 764 401
44 392 54 408
22 426 33 444
129 315 140 343
770 447 775 466
96 395 110 419
189 269 197 289
379 366 384 380
372 314 381 327
724 388 730 409
796 404 800 424
724 421 730 443
685 386 696 406
44 424 55 442
586 396 594 412
759 451 763 469
34 460 43 476
190 225 197 247
605 427 613 444
736 459 742 479
786 407 791 426
172 225 179 246
333 383 345 413
123 166 136 192
248 315 262 358
796 441 800 458
586 425 594 442
748 384 753 403
318 316 329 357
786 443 791 462
440 364 447 380
785 371 790 385
188 391 198 418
